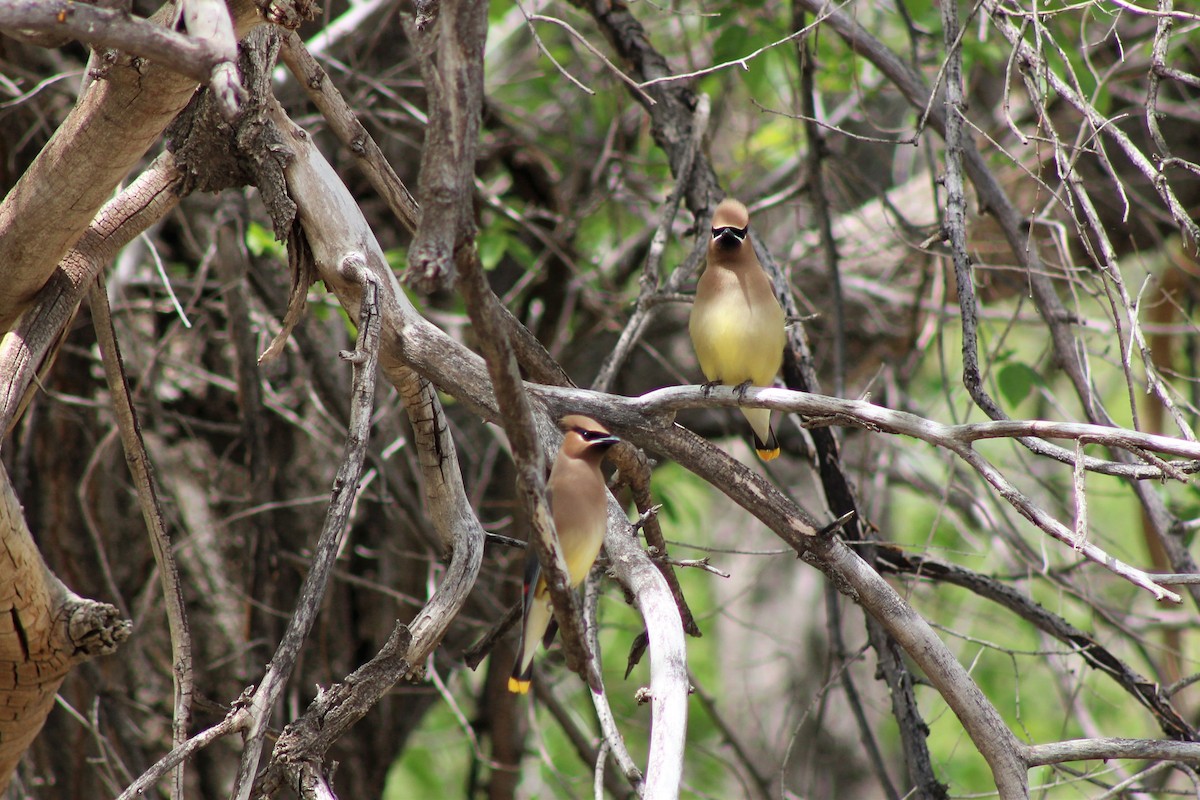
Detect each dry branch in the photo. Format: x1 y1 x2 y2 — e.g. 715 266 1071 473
90 274 194 800
0 465 130 793
0 0 237 84
0 0 267 333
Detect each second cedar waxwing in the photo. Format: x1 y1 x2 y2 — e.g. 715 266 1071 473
689 198 786 461
508 415 619 694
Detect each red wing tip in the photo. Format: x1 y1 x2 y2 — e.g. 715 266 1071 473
507 677 532 694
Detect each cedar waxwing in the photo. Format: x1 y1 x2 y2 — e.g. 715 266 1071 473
689 198 786 460
508 415 619 694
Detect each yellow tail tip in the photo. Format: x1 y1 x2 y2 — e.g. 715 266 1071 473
757 447 781 461
507 677 531 694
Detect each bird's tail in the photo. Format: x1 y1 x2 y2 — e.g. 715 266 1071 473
743 407 780 461
508 596 552 694
507 666 532 695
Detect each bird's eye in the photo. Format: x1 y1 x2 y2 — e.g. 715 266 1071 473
579 429 607 441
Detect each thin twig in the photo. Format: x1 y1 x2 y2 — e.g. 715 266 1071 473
689 670 773 800
89 275 194 800
591 94 710 394
635 5 838 89
515 1 595 96
115 714 244 800
584 577 645 796
528 14 655 105
229 270 381 800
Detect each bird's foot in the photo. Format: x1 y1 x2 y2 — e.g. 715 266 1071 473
700 380 722 397
733 380 753 400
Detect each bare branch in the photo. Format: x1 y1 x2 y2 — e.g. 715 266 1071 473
230 268 382 800
278 32 419 233
89 275 194 800
1 152 184 438
533 382 1188 602
1024 738 1200 768
0 0 233 84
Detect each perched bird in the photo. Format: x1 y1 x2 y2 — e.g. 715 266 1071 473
508 415 619 694
689 198 786 460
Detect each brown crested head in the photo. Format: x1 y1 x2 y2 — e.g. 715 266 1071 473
558 415 619 461
710 198 750 255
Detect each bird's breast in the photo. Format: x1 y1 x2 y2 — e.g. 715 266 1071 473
690 273 785 386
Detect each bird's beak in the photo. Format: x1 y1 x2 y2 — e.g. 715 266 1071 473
711 225 747 248
592 434 620 451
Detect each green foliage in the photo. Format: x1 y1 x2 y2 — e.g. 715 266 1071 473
997 359 1043 409
648 461 714 536
477 216 535 272
245 220 285 258
382 700 474 798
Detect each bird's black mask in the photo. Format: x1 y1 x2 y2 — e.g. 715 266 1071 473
711 225 748 251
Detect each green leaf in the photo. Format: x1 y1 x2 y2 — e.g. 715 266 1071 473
245 221 285 258
477 225 509 271
998 361 1041 408
711 23 751 67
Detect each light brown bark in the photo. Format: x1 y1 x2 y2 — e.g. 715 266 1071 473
0 0 261 334
0 466 129 793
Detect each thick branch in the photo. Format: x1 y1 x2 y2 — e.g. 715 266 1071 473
0 465 130 794
403 0 487 291
1 152 185 439
0 0 265 333
0 0 234 83
1023 738 1200 767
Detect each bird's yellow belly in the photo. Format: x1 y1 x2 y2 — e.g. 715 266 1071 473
564 520 606 586
690 294 783 387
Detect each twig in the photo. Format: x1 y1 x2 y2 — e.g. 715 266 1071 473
635 5 838 89
89 275 194 800
515 2 595 96
793 0 1200 611
825 585 902 800
115 714 243 800
981 0 1200 246
534 682 635 800
528 14 655 105
229 270 381 800
1092 761 1178 800
278 32 420 233
584 578 645 796
689 671 774 800
461 602 522 670
591 94 710 393
883 548 1193 739
796 4 845 397
659 557 729 578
